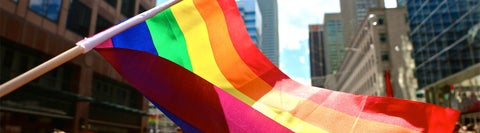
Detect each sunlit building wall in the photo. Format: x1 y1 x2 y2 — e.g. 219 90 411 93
336 7 417 100
340 0 384 48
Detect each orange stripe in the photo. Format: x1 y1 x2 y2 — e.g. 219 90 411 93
193 0 273 101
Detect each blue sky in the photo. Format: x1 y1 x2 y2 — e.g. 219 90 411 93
156 0 397 85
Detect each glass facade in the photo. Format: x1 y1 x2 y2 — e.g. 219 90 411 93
28 0 62 21
406 0 480 88
324 15 344 74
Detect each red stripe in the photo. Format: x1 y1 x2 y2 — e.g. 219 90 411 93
216 0 290 87
272 82 459 131
95 48 292 132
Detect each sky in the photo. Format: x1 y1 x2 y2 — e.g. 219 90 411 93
156 0 398 86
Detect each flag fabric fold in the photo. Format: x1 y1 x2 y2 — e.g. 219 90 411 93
94 0 460 132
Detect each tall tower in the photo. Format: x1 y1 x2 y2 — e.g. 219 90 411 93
257 0 279 66
323 13 344 74
340 0 384 47
309 24 327 87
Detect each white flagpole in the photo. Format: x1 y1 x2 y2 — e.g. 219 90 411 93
0 0 182 97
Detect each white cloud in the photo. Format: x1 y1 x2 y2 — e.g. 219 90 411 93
292 77 312 86
299 56 306 64
384 0 398 8
278 0 340 51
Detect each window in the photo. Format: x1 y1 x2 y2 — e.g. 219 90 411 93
377 16 384 25
92 73 141 109
139 6 147 13
95 15 113 33
121 0 135 18
28 0 62 21
66 0 91 37
105 0 117 8
0 37 77 91
381 51 389 61
379 33 388 43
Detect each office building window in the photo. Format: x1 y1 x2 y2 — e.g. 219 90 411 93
92 73 142 109
105 0 117 8
377 16 384 25
381 51 389 61
28 0 62 21
139 5 147 13
379 33 388 43
121 0 135 18
66 0 91 37
95 15 113 33
0 37 78 91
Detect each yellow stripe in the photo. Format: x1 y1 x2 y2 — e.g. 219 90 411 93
253 89 328 133
170 1 255 105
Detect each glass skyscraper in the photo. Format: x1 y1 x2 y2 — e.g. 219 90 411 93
309 25 327 87
323 13 344 74
406 0 480 88
236 0 262 46
257 0 279 66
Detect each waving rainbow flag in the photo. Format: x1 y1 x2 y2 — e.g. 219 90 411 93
95 0 460 132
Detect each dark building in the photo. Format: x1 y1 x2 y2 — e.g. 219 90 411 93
406 0 480 125
0 0 156 133
309 24 327 87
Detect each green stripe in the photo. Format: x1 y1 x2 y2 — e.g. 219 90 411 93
146 9 193 71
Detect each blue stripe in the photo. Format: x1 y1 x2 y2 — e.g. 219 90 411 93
112 22 158 55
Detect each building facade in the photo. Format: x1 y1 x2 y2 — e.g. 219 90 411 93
0 0 156 132
323 13 344 74
257 0 279 66
335 8 417 100
405 0 480 124
340 0 384 48
309 24 327 87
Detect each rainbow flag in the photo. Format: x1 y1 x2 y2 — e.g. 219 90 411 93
95 0 460 132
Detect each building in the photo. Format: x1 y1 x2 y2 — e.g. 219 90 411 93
340 0 384 48
405 0 480 124
0 0 156 132
335 7 417 100
236 0 262 46
323 13 344 74
396 0 405 7
147 103 178 133
257 0 279 66
309 24 327 87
